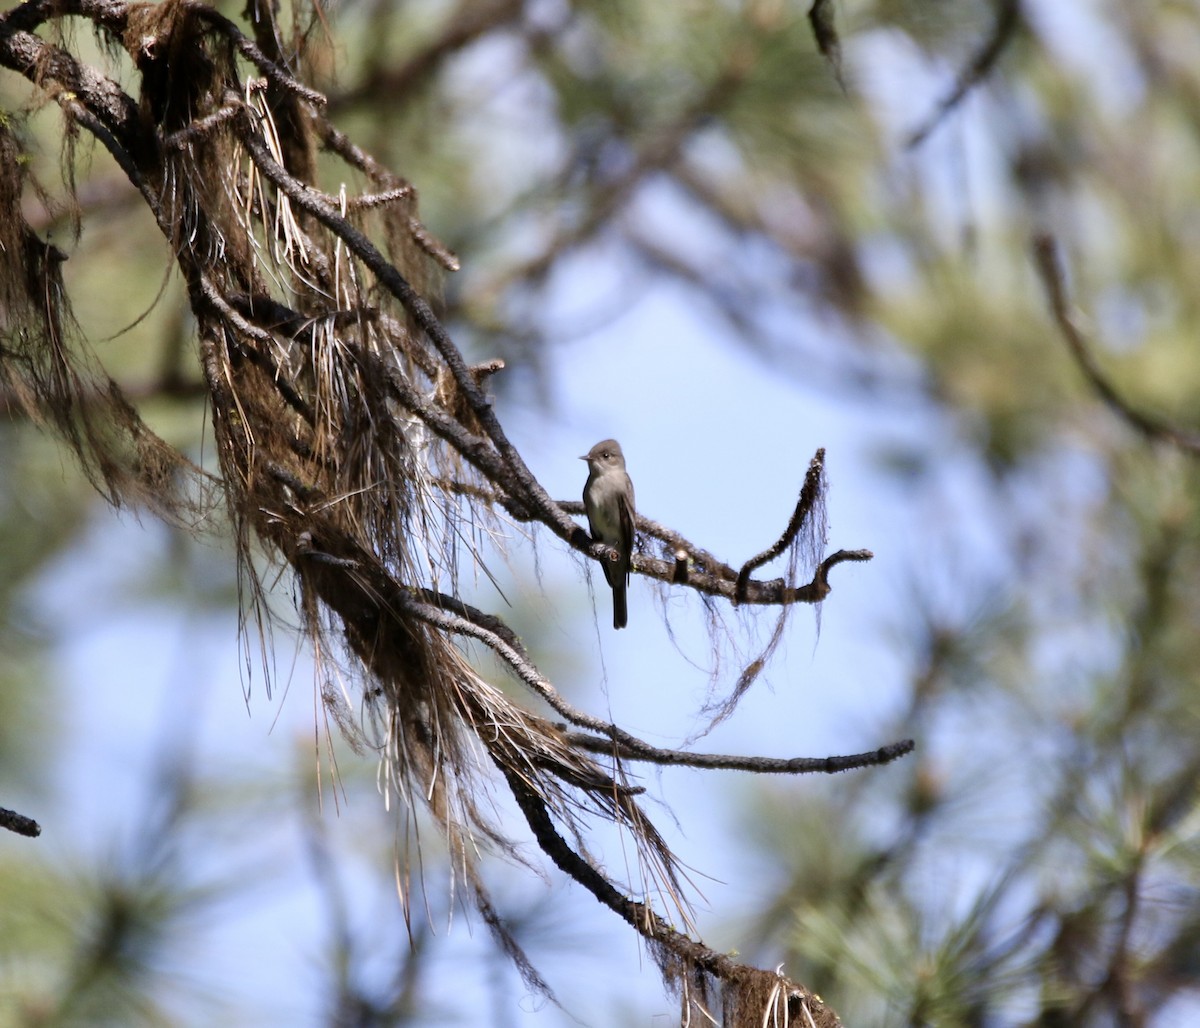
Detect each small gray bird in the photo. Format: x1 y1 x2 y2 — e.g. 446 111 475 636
581 438 636 630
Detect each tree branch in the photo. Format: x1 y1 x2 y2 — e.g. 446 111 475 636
906 0 1022 148
1033 233 1200 454
0 805 42 838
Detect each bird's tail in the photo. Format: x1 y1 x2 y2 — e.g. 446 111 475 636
613 580 627 630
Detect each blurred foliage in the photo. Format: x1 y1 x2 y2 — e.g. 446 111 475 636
4 0 1200 1023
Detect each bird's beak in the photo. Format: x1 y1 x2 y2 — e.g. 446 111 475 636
578 455 588 462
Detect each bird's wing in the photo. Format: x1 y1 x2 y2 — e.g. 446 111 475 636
618 487 635 584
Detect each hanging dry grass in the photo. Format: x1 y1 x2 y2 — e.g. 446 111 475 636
0 3 910 1023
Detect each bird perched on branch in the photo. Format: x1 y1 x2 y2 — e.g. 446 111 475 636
581 439 636 630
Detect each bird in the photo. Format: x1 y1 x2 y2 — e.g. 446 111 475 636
581 438 636 629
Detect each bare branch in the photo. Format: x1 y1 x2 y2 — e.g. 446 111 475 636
736 447 827 604
561 496 872 606
414 588 911 777
497 759 845 1028
565 733 915 775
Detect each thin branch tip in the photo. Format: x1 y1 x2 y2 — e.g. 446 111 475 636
1 806 42 838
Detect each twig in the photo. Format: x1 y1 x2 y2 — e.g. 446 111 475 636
163 98 244 149
735 448 826 603
316 120 461 272
0 805 41 838
1032 233 1200 454
410 590 913 777
564 734 915 774
808 0 846 92
184 1 327 108
403 590 674 750
906 0 1022 148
